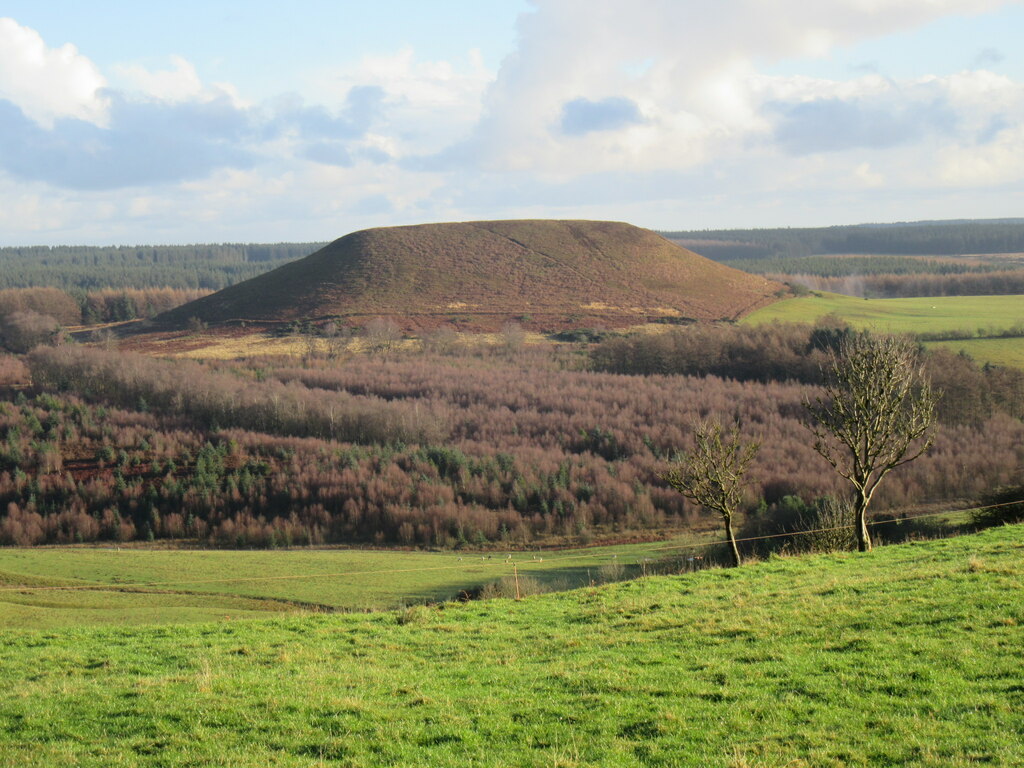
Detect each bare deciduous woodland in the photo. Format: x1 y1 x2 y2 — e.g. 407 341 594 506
2 326 1021 550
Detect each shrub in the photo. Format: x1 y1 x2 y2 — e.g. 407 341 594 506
798 496 856 553
478 574 547 600
971 485 1024 529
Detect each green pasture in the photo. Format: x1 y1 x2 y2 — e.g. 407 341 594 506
926 336 1024 368
744 292 1023 334
0 537 705 630
743 292 1024 367
0 526 1021 767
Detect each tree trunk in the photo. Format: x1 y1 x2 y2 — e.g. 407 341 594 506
724 516 742 567
854 491 872 552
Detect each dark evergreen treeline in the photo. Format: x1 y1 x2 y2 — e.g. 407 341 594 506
2 338 1021 547
772 270 1024 299
723 255 1011 278
663 219 1024 258
0 242 324 291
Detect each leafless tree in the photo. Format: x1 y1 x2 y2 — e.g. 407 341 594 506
805 334 938 552
661 420 760 567
0 310 63 353
321 321 354 360
364 317 402 355
420 325 460 355
500 322 526 354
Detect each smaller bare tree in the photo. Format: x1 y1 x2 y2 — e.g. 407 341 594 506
321 321 354 360
499 322 526 354
661 420 760 567
363 317 402 355
805 334 938 553
421 325 460 355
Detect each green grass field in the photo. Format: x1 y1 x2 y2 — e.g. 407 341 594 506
743 292 1024 335
0 537 708 630
743 292 1024 367
927 337 1024 368
0 526 1020 767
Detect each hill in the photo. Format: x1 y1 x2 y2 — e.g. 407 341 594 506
159 220 782 330
0 526 1020 766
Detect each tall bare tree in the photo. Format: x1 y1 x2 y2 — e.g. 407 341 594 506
661 420 759 567
805 334 938 552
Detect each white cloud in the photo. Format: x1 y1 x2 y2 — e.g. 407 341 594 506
442 0 1015 175
854 162 886 187
2 1 1024 245
939 125 1024 185
113 55 249 108
0 17 108 127
113 56 205 103
317 48 495 154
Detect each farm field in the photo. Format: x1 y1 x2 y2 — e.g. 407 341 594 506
742 292 1024 334
0 536 708 630
928 337 1024 369
0 526 1021 767
743 292 1024 367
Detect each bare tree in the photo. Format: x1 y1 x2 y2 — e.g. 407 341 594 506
499 322 526 354
322 321 354 360
364 317 402 355
805 334 938 552
0 311 62 353
421 325 460 355
661 420 760 567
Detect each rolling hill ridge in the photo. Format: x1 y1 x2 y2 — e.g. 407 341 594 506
160 220 783 330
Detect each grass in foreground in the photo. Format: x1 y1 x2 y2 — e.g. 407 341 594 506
0 526 1021 767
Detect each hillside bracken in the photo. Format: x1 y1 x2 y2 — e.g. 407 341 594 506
158 220 782 329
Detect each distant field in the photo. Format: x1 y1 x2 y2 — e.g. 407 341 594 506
742 292 1024 333
742 292 1024 366
0 526 1020 766
927 337 1024 369
0 537 707 630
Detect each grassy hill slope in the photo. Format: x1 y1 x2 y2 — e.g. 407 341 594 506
160 220 782 329
1 526 1021 766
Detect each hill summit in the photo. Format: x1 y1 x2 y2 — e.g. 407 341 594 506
161 220 782 329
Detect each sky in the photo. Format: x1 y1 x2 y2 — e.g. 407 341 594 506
1 0 1023 245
